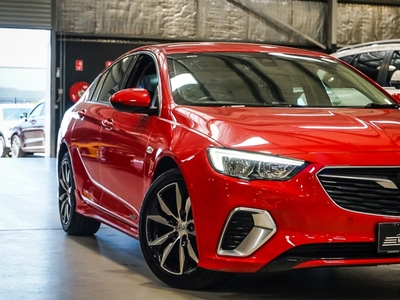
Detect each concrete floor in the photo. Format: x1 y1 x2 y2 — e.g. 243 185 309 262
1 157 400 300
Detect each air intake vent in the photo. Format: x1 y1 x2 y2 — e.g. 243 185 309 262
218 208 276 257
221 211 254 250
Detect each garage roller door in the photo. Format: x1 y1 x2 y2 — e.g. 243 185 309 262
0 0 52 29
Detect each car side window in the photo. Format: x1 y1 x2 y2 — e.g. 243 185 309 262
95 55 136 103
386 50 400 86
82 76 101 102
354 51 386 82
125 54 159 106
340 54 357 65
29 102 45 118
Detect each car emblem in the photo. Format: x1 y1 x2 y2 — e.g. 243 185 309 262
382 234 400 248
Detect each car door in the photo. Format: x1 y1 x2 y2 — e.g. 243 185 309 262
20 101 45 152
98 53 159 225
69 74 108 205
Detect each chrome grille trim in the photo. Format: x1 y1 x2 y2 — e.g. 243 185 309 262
318 174 398 189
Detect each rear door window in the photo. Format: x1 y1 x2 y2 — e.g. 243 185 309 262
354 51 386 82
340 54 357 65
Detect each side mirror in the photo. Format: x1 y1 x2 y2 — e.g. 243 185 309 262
109 88 156 114
20 112 28 120
390 70 400 89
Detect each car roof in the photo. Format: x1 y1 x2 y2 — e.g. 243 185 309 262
127 42 328 58
332 39 400 57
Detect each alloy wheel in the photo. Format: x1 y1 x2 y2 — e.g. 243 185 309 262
146 181 199 275
59 157 73 226
11 135 23 157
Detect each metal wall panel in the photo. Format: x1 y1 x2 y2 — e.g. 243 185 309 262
338 3 400 46
58 0 326 47
56 0 400 48
0 0 52 29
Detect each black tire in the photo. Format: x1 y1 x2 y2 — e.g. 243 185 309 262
11 135 26 158
0 136 7 157
58 152 100 235
139 168 229 290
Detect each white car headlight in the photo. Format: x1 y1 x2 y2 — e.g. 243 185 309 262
207 148 307 180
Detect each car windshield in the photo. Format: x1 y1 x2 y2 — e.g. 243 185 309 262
167 52 394 107
1 107 31 120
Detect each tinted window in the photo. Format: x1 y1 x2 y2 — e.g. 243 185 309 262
387 50 400 86
354 51 386 82
167 52 392 107
340 54 356 65
96 55 135 103
125 55 159 104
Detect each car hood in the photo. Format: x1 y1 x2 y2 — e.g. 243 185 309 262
173 106 400 156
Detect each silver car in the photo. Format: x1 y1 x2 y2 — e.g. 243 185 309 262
331 39 400 95
0 103 34 157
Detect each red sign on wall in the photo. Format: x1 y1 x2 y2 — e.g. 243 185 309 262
75 60 84 71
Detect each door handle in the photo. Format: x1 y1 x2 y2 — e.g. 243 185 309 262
101 118 114 130
77 109 86 118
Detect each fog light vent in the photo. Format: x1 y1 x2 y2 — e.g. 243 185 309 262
221 211 254 250
217 207 277 257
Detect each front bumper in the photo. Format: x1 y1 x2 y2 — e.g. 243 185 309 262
183 150 400 273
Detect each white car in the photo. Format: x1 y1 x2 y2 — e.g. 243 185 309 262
0 103 34 157
331 39 400 95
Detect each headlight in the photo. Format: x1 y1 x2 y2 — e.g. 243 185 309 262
207 148 307 180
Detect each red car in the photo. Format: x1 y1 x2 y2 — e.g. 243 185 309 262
57 42 400 290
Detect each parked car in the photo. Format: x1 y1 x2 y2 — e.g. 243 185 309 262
57 42 400 290
331 39 400 94
10 100 45 157
0 103 34 157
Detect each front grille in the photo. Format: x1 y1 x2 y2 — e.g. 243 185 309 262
317 167 400 216
221 211 254 250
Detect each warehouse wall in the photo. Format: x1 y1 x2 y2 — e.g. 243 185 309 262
57 0 325 46
338 3 400 45
56 0 400 48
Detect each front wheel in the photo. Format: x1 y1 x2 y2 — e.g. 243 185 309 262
58 152 100 235
11 135 25 158
139 168 229 290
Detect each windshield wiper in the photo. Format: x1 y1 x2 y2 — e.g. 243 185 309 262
364 103 399 109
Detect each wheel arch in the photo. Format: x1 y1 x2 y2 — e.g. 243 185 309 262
57 142 70 170
152 156 180 182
